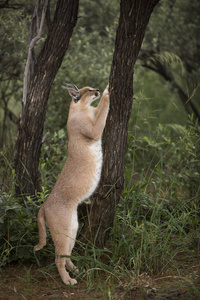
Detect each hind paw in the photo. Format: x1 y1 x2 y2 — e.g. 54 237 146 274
34 244 43 251
64 277 78 285
73 267 79 275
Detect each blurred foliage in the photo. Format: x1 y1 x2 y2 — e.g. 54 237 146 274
141 0 200 122
0 9 28 148
145 0 200 74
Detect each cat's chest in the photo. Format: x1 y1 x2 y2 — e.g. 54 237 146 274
90 139 102 166
89 139 103 185
79 139 103 202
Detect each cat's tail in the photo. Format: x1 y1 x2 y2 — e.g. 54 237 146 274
34 206 46 251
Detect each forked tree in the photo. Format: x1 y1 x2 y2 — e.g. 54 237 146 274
14 0 79 196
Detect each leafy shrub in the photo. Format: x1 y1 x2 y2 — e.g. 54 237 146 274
113 188 200 276
113 117 200 276
0 119 199 284
0 188 51 267
126 116 200 201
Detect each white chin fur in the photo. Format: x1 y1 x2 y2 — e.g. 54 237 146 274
90 93 100 105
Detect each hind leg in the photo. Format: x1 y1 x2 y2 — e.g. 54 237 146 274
65 207 79 274
52 229 77 285
49 210 79 285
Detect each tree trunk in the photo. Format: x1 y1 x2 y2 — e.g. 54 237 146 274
14 0 79 197
82 0 160 246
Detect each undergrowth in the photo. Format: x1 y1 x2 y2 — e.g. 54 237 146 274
0 118 200 297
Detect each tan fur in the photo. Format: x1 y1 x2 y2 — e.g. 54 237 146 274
34 85 109 285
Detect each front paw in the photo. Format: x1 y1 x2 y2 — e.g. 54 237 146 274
103 85 109 96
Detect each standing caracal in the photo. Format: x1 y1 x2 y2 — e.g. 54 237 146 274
34 84 110 285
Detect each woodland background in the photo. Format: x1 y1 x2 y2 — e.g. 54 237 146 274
0 0 200 299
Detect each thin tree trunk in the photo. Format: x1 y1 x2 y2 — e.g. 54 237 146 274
14 0 79 197
82 0 160 246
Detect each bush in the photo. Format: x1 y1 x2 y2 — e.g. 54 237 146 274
0 119 199 285
0 188 51 267
113 188 200 276
126 116 200 202
112 117 200 276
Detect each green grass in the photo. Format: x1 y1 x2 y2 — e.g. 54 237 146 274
0 118 200 299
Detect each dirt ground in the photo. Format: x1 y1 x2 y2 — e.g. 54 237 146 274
0 262 200 300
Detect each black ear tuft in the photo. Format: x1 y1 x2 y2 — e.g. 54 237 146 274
73 97 79 103
67 88 80 103
66 83 79 91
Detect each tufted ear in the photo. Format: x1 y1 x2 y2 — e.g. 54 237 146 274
67 88 80 103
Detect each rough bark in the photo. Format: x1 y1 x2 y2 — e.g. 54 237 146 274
82 0 160 246
14 0 79 197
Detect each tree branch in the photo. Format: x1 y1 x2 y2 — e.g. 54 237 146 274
22 0 48 116
139 50 200 123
